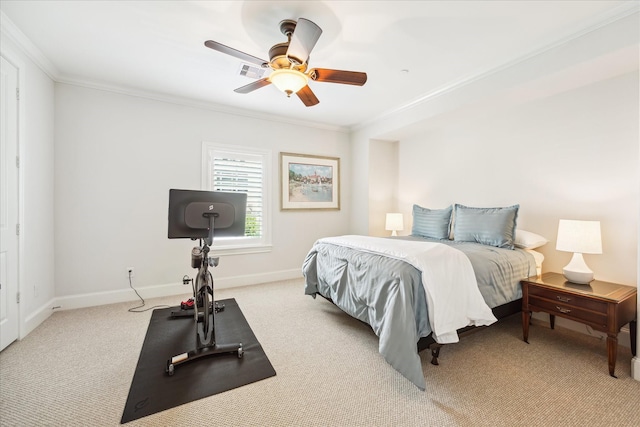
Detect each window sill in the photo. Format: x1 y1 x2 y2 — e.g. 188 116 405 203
209 244 273 256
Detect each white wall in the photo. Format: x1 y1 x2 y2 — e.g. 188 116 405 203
349 135 369 236
53 84 350 306
397 71 638 286
353 12 638 236
0 36 56 336
368 139 398 236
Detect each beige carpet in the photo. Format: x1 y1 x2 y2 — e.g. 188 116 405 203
1 278 639 426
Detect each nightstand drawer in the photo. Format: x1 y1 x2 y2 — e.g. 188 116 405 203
529 296 607 328
528 286 607 314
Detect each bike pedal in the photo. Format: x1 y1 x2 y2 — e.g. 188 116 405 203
180 298 195 310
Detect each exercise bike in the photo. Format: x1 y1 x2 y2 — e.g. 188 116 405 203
166 190 246 376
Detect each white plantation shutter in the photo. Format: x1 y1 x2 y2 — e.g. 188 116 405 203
211 155 263 237
202 143 271 252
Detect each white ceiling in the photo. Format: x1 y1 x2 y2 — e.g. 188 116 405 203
0 1 636 129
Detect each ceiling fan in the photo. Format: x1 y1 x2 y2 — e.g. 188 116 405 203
204 17 367 107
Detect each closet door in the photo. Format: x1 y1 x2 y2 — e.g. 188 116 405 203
0 55 20 352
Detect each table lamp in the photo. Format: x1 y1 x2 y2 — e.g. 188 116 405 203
556 219 602 284
385 213 404 237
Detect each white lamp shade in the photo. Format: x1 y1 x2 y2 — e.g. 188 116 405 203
385 213 404 232
556 219 602 284
556 219 602 254
269 69 308 96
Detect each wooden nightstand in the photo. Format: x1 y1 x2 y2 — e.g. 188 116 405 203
521 272 637 377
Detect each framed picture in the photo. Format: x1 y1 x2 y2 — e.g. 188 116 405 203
280 152 340 210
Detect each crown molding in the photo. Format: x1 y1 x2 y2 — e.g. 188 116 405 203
355 1 640 131
3 3 637 134
0 10 347 133
55 77 349 133
0 11 59 80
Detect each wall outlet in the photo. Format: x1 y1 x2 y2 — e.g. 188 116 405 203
127 267 135 278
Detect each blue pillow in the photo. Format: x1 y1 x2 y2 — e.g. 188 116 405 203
453 204 519 249
411 204 452 240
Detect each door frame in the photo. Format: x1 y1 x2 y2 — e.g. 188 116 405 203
1 46 25 343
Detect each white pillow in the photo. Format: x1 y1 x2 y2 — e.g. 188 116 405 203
514 229 548 249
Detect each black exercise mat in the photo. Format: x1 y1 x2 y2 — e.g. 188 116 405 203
121 298 276 423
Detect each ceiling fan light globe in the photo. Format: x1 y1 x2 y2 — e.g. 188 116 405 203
269 69 308 96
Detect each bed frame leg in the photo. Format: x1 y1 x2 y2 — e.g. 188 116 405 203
429 343 442 365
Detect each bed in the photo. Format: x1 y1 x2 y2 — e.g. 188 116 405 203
302 204 545 390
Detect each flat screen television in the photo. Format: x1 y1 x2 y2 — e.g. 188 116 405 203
167 189 247 245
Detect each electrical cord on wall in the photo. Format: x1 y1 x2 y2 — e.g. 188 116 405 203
127 272 170 313
585 324 605 341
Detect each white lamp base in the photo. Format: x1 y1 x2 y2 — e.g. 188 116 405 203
391 230 398 236
562 252 594 284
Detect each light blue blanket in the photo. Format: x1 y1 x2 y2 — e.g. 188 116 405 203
302 236 536 390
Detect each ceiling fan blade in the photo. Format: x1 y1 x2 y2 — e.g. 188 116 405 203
204 40 269 67
234 78 271 94
287 18 322 65
296 85 319 107
309 69 367 86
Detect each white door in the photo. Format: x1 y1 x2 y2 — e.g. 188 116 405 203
0 55 19 351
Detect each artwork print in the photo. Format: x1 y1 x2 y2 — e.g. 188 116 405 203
280 153 340 210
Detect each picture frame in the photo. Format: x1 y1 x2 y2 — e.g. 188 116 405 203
280 152 340 210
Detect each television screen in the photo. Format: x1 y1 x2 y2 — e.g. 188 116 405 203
167 189 247 241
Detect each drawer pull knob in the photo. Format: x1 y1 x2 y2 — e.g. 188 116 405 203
556 296 571 303
556 306 571 314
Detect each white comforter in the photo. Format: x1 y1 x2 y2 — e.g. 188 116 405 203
319 235 497 343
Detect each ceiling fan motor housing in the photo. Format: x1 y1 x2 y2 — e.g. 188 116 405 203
268 43 304 69
270 19 307 69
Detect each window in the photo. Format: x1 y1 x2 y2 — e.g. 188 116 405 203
202 142 272 254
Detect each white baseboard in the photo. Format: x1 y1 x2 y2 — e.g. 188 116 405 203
632 357 640 381
21 298 56 339
53 282 187 311
213 268 303 290
531 313 632 348
53 268 303 311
